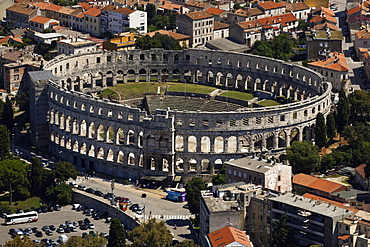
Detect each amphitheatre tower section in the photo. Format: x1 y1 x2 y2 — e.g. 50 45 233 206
28 49 332 182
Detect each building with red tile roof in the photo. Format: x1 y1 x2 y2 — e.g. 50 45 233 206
157 2 188 15
257 1 286 16
257 13 298 39
293 173 349 198
227 8 265 24
6 3 39 28
177 11 214 47
101 5 147 34
82 7 101 37
281 1 310 20
29 16 59 32
355 164 368 190
208 226 253 247
146 29 190 48
229 20 262 47
186 0 209 12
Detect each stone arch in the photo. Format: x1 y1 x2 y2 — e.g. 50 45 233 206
278 130 287 148
127 130 135 145
116 70 124 83
201 136 210 153
290 127 300 143
65 115 71 132
88 145 95 157
138 131 143 148
106 71 114 87
206 71 214 85
246 76 252 90
49 108 55 124
172 69 180 81
116 128 125 145
72 140 78 152
161 69 169 81
55 133 60 144
50 132 55 142
128 153 135 165
95 72 103 87
214 158 223 171
117 151 124 163
97 147 104 159
150 69 159 82
107 149 114 161
184 69 192 82
127 69 135 82
216 72 223 86
80 142 87 155
139 69 147 81
226 73 233 88
188 136 197 152
175 135 184 151
80 120 87 136
227 136 237 153
66 137 71 149
214 136 224 153
72 117 78 134
189 158 197 172
106 126 114 143
97 124 105 141
176 158 184 171
60 136 65 147
201 159 210 173
162 158 169 171
88 122 95 139
195 69 203 82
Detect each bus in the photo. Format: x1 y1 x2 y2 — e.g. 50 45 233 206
4 211 39 225
165 188 186 202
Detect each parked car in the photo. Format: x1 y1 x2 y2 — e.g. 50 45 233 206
86 188 95 194
57 228 65 233
78 185 87 191
49 225 56 231
80 225 88 230
41 226 50 232
45 229 53 236
35 231 43 237
94 190 104 197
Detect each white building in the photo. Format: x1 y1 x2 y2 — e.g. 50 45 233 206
57 38 97 55
101 5 147 35
225 156 292 193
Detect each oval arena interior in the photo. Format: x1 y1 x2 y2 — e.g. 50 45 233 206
28 49 332 183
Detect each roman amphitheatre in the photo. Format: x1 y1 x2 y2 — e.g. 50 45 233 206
28 48 332 183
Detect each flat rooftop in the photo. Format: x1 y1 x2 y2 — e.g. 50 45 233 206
270 193 356 217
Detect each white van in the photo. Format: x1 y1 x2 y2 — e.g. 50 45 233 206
59 235 68 243
72 204 80 210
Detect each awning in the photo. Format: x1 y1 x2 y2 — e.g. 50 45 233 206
173 176 182 182
140 175 167 182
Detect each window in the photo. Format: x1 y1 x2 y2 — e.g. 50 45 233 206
14 75 19 80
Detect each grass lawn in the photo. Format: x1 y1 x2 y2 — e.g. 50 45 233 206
258 100 282 107
166 82 216 94
99 88 119 100
0 196 42 213
220 91 255 101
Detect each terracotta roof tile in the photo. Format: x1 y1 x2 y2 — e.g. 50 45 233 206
234 8 264 17
293 173 349 193
145 29 190 40
257 13 297 26
159 2 182 10
83 7 101 17
355 29 370 40
206 7 225 16
102 5 136 15
214 21 229 30
258 1 285 10
281 1 310 11
30 16 52 24
313 23 338 31
184 11 213 20
355 164 366 179
338 235 351 240
208 226 253 247
348 6 361 15
237 20 260 29
79 2 92 10
6 3 37 15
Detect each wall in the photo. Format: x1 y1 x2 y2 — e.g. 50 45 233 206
72 190 140 230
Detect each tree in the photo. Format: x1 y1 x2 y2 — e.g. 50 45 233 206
151 15 169 30
45 183 73 205
2 97 14 132
66 235 108 247
4 235 39 247
348 89 370 117
52 161 77 183
29 157 44 196
336 89 350 133
212 164 225 185
233 2 241 9
286 141 319 174
326 113 336 140
135 33 182 50
252 40 274 58
297 19 308 31
0 158 30 204
315 113 327 148
0 124 10 160
146 4 157 26
128 218 172 247
108 218 127 247
184 177 207 215
271 213 295 247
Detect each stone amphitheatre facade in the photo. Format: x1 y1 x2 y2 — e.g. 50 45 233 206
28 49 332 183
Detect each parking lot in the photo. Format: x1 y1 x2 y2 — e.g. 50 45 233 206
0 206 111 245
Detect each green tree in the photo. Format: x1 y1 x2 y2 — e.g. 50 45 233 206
175 240 199 247
320 153 336 171
315 113 327 148
66 235 108 247
135 35 162 50
29 157 44 196
233 2 241 9
326 113 336 140
146 4 157 26
184 177 207 215
348 89 370 117
45 183 73 205
0 158 30 204
168 12 178 30
128 218 172 247
0 124 10 160
252 40 274 58
151 15 170 30
4 235 39 247
135 33 182 50
108 218 127 247
271 213 295 247
52 161 77 183
212 164 225 185
297 19 308 31
272 34 294 61
286 141 319 174
2 97 14 132
342 123 370 149
336 89 350 133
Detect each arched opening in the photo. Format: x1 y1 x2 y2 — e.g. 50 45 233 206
162 159 169 171
127 130 135 145
97 147 104 159
214 136 224 153
117 151 124 163
227 136 237 153
201 159 210 173
73 140 79 152
80 120 87 136
176 158 184 171
201 136 210 153
106 126 114 143
188 136 197 152
88 145 95 157
97 124 105 141
107 149 114 161
80 143 87 155
88 122 95 139
175 135 184 151
189 158 197 172
128 153 135 165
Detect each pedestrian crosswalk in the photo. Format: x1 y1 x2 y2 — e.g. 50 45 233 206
141 215 192 220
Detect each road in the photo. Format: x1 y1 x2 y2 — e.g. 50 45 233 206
73 177 194 243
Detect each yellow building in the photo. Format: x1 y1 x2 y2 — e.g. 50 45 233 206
103 32 136 51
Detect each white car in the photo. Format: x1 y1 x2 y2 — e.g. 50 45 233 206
88 223 95 229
